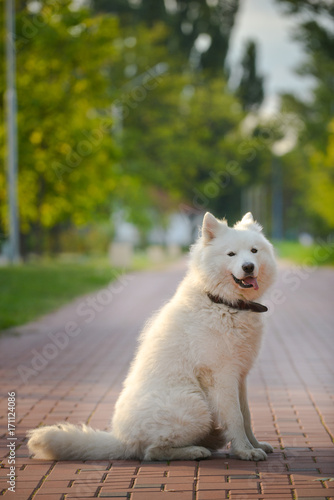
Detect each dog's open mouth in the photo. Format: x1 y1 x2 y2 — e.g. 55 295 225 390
232 275 259 290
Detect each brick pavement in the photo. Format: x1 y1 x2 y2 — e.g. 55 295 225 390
0 259 333 499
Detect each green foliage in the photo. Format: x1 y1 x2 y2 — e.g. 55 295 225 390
121 72 274 222
0 2 180 250
308 120 334 227
1 3 121 236
276 0 334 234
275 0 334 17
92 0 240 73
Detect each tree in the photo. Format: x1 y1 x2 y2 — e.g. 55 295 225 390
275 0 334 17
237 40 264 111
92 0 240 74
275 0 334 232
307 119 334 228
0 2 173 252
120 70 274 224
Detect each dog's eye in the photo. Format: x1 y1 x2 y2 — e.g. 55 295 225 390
228 251 236 257
251 248 258 253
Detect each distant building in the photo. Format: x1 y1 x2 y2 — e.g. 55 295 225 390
113 211 203 247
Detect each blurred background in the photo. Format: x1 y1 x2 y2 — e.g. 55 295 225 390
0 0 333 328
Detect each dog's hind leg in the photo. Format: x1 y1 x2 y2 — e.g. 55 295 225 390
196 424 227 451
138 390 213 461
143 444 211 461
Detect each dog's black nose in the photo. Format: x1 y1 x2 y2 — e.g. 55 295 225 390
242 262 254 274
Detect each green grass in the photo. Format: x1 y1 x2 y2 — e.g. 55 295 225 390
0 257 121 330
273 240 334 266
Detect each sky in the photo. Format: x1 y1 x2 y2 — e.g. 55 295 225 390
227 0 315 115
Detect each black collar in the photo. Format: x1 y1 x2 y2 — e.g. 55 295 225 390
207 292 268 313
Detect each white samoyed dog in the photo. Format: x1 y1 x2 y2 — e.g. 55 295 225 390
27 212 277 462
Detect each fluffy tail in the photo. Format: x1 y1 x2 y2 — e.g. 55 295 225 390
27 423 126 460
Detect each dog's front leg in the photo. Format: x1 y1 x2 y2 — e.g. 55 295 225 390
210 374 267 461
239 378 274 454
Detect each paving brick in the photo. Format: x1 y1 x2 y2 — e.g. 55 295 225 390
296 491 333 498
132 483 162 489
164 483 194 492
230 495 293 499
132 493 193 500
99 493 130 499
198 492 229 499
297 498 330 500
229 474 259 479
66 495 97 499
164 476 196 484
98 481 131 489
33 495 65 500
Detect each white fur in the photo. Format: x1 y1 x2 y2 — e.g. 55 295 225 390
27 212 277 462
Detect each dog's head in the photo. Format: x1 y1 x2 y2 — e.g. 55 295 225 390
191 212 277 302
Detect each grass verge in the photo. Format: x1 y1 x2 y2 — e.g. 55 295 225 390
0 257 122 330
273 240 334 266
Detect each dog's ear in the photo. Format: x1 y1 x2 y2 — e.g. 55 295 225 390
202 212 227 243
235 212 262 232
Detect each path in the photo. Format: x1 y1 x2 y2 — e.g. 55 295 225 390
0 259 333 499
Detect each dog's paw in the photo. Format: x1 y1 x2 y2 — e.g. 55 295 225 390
194 446 211 459
256 441 274 453
143 445 211 461
234 447 267 461
188 446 212 460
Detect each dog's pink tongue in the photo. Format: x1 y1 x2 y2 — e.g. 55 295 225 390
243 277 259 290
